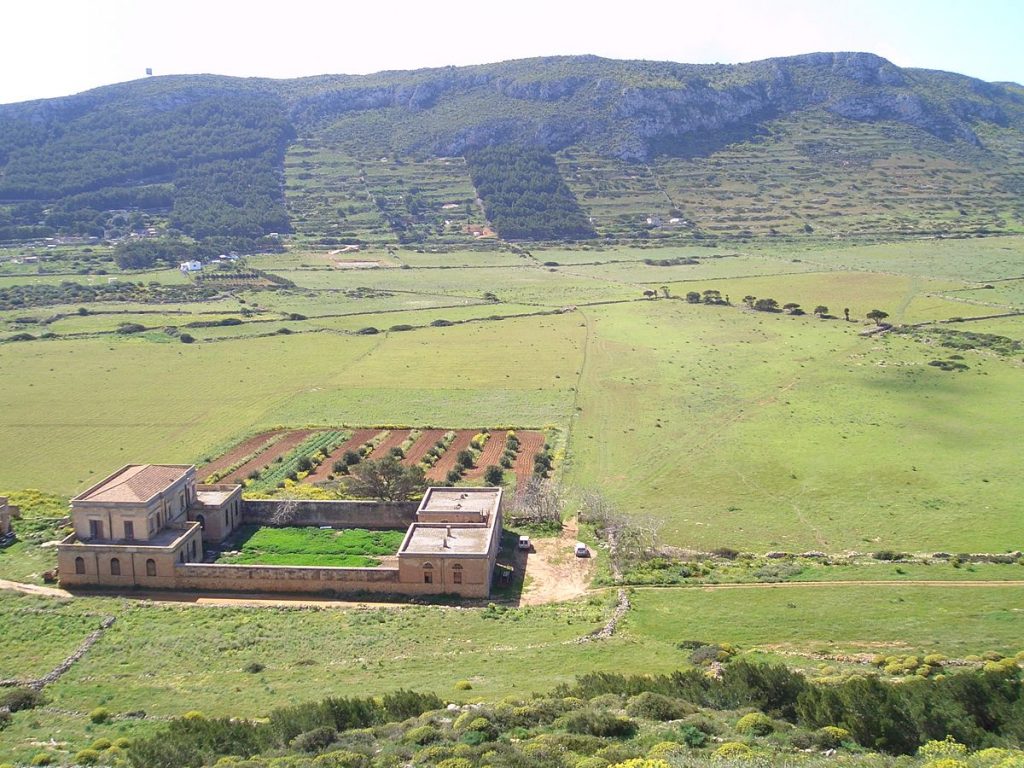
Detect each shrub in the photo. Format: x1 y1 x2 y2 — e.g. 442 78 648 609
815 726 852 749
117 322 146 334
560 710 638 738
609 761 671 768
436 760 473 768
624 692 693 721
90 739 113 751
736 712 774 736
679 724 708 748
483 465 504 485
292 726 339 753
356 327 379 335
460 730 488 746
179 333 195 343
74 749 101 765
244 661 265 674
312 750 369 768
456 450 475 469
88 706 111 723
403 725 441 745
296 455 313 472
454 680 473 690
647 742 686 760
446 469 463 484
344 450 361 465
2 687 42 712
713 743 753 759
30 754 54 766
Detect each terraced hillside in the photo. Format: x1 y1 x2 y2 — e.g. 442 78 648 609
2 52 1023 248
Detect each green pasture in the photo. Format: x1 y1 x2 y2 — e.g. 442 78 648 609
626 584 1024 658
216 526 406 567
3 580 1024 762
0 315 580 494
566 300 1024 552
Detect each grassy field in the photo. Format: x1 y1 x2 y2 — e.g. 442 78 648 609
3 580 1024 763
2 238 1024 553
216 526 406 566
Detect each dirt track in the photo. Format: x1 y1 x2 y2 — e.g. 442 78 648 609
464 432 508 479
199 430 283 477
402 429 446 466
367 429 411 461
518 518 594 605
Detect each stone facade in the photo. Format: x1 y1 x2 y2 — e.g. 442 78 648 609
56 464 504 599
58 465 242 588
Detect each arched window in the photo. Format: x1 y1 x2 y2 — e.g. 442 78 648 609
110 558 121 576
422 562 434 584
452 563 463 585
75 556 86 575
146 559 157 577
195 514 206 531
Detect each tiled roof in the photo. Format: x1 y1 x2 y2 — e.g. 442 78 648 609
76 465 191 504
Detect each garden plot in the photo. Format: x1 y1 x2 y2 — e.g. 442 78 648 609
215 526 406 567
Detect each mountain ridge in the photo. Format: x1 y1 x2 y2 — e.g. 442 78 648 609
1 52 1022 243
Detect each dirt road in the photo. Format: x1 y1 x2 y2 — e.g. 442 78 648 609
518 518 594 605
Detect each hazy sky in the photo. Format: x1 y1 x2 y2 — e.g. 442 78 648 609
2 0 1022 105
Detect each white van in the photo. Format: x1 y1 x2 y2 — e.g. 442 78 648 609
518 535 531 551
574 542 589 558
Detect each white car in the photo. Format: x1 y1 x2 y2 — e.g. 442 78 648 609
574 542 589 558
518 535 531 551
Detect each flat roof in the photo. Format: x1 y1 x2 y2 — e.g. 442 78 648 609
196 487 236 506
401 523 492 556
418 487 501 517
74 465 194 504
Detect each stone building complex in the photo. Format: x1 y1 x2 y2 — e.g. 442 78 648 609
56 464 503 598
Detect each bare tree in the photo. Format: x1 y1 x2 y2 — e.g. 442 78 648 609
579 488 661 577
270 494 300 526
509 478 564 529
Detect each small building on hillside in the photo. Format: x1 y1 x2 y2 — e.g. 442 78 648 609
179 260 203 273
56 464 242 588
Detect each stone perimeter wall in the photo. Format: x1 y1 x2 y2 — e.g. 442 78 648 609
172 562 488 597
241 499 417 529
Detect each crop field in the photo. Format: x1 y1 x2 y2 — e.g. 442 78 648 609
216 526 406 566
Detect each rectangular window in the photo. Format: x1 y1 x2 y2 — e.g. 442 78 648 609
88 520 103 539
453 571 463 584
123 521 134 540
424 573 433 584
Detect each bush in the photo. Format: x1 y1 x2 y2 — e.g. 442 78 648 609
454 680 473 690
736 712 774 736
624 692 693 721
815 726 852 749
244 661 265 674
679 724 708 748
560 710 638 738
713 743 753 759
90 738 113 751
483 465 504 485
179 333 195 343
456 450 474 469
2 687 42 712
296 455 313 473
88 706 111 723
30 754 54 766
403 725 441 745
74 749 101 765
292 726 339 753
344 450 361 466
446 469 463 484
312 750 369 768
460 730 488 746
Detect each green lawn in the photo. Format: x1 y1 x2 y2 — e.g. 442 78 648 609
216 526 406 566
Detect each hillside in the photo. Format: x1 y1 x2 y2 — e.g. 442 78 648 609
1 52 1023 245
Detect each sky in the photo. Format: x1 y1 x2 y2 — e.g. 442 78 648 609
2 0 1022 105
